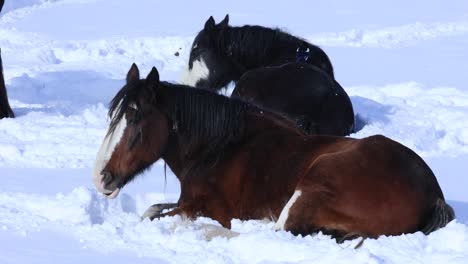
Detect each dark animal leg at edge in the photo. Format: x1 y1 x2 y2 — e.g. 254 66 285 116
0 48 15 119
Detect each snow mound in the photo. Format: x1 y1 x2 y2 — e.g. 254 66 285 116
350 82 468 157
311 21 468 48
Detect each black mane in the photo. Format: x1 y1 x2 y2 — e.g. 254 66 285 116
108 80 251 159
214 25 333 75
161 83 250 158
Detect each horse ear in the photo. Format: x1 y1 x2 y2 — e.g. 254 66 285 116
219 14 229 27
146 67 160 87
204 16 216 31
127 63 140 83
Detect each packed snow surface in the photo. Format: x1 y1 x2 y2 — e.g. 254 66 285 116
1 0 468 263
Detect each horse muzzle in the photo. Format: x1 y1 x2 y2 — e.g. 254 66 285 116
93 170 121 199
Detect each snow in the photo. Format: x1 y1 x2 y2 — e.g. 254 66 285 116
1 0 468 263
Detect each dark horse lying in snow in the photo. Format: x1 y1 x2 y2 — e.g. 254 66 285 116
94 64 453 242
181 15 351 135
232 62 354 135
0 49 15 119
180 15 334 90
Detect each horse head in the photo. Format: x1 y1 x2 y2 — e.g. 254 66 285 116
93 64 170 198
180 14 236 91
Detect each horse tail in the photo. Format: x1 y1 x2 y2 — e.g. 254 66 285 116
421 198 455 235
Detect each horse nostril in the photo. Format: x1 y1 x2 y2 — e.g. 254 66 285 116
101 170 114 186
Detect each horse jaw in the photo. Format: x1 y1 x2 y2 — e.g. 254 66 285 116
92 102 127 198
180 58 210 87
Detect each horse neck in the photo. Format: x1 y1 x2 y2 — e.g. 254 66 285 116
220 26 277 74
160 134 188 180
221 26 302 75
162 107 308 181
157 84 247 179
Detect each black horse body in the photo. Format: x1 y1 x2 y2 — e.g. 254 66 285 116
183 15 334 91
182 16 353 136
232 63 354 135
0 49 14 119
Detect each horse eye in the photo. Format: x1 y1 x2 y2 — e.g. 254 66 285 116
129 113 141 124
193 43 198 50
126 108 140 124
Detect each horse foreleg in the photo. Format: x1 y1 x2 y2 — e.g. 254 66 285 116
141 203 178 220
142 199 233 230
143 203 239 240
141 202 202 221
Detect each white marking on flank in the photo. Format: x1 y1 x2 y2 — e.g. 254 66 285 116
92 100 127 196
180 58 209 87
274 190 302 231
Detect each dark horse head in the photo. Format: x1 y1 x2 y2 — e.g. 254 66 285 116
93 65 172 198
181 15 334 91
93 64 248 198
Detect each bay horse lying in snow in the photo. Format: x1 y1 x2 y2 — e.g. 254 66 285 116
0 49 15 119
180 15 334 90
93 64 453 241
232 62 354 135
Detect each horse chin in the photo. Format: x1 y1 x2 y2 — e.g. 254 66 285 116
103 188 120 199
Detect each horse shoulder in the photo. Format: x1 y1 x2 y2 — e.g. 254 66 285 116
177 149 250 220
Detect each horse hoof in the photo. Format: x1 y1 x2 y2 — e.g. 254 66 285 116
141 203 178 221
141 206 160 221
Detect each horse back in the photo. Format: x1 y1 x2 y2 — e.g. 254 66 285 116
232 63 354 135
268 35 334 78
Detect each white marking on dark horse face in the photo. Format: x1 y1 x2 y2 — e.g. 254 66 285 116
274 190 302 231
128 103 138 110
92 100 129 198
180 58 210 87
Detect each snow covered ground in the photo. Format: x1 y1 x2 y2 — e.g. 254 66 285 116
1 0 468 263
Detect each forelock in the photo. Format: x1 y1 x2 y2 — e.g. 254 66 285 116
107 81 144 136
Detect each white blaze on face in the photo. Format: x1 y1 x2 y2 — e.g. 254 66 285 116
180 58 210 87
274 190 302 231
92 100 130 199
